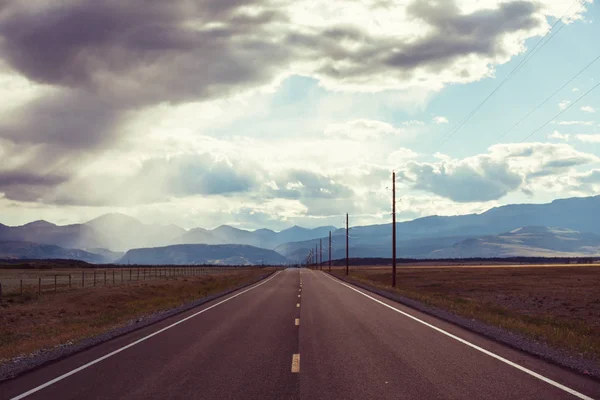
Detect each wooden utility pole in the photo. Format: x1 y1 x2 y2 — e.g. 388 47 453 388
319 239 322 270
315 244 318 267
328 231 332 272
346 213 349 276
393 171 397 288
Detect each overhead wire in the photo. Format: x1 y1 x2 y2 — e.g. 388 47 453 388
436 0 585 148
494 54 600 142
520 81 600 142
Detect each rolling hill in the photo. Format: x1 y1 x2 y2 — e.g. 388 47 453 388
119 244 289 265
430 226 600 258
0 241 107 263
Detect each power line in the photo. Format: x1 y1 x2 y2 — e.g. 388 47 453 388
520 81 600 142
495 54 600 142
437 0 585 148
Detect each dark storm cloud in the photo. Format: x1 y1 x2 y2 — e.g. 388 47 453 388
0 90 121 148
290 0 542 81
0 170 69 202
0 0 290 105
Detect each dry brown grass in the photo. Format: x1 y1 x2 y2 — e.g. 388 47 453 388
331 265 600 360
0 269 272 363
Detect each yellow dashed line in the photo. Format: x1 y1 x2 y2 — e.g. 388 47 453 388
295 318 300 326
291 354 300 373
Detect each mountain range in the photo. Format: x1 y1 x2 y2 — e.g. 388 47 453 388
3 195 600 263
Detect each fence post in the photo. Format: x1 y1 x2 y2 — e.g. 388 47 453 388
112 269 115 285
54 275 57 292
69 274 72 289
137 268 139 280
82 271 84 288
38 277 41 295
104 271 107 285
94 271 96 287
20 279 23 295
0 282 2 303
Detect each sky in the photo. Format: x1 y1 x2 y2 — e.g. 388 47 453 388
0 0 599 231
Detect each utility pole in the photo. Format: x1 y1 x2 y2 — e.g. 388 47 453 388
393 171 397 288
346 213 349 276
328 231 332 272
320 239 322 270
315 244 318 267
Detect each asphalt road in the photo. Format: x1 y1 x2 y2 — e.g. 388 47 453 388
1 268 599 400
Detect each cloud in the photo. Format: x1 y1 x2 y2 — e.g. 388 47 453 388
0 0 564 101
0 0 593 226
554 120 596 126
401 120 426 126
397 143 598 202
581 105 596 113
324 119 403 140
400 157 523 202
548 130 570 141
387 148 419 164
433 116 449 124
269 169 354 201
558 100 571 110
575 134 600 143
35 153 263 206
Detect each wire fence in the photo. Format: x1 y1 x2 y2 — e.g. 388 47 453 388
0 265 265 301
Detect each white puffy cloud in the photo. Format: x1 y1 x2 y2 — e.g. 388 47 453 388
558 100 571 110
398 143 598 202
324 119 403 140
554 120 596 126
387 148 420 165
433 116 449 124
581 106 596 113
548 130 570 141
575 134 600 143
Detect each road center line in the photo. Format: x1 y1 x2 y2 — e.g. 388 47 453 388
291 354 300 373
295 318 300 326
296 303 300 308
10 271 283 400
322 272 593 400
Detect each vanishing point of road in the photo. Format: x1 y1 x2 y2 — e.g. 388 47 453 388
1 269 599 400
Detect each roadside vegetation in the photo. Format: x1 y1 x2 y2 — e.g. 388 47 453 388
332 265 600 361
0 268 272 363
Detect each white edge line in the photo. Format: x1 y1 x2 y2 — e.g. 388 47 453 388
11 271 283 400
322 272 593 400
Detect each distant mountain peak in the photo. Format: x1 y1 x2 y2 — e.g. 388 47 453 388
23 220 56 228
87 213 142 226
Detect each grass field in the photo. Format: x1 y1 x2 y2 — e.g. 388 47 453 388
0 266 274 364
331 264 600 361
0 263 253 295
